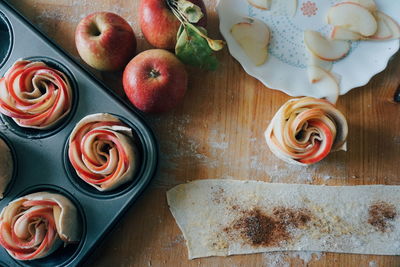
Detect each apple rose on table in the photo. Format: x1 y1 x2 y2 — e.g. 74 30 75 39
265 97 348 165
0 60 73 129
68 113 138 191
0 192 81 261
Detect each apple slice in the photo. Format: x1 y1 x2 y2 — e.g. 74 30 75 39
369 13 393 40
306 45 332 83
247 0 271 10
331 27 363 40
348 0 376 11
304 30 351 61
307 54 332 83
307 53 332 72
373 11 400 39
298 120 335 165
236 39 268 66
327 2 377 37
307 66 340 104
231 18 270 66
284 0 298 17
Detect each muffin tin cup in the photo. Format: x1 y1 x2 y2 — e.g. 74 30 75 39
0 2 158 266
0 10 13 69
0 56 79 139
0 131 17 199
9 185 87 267
63 114 145 199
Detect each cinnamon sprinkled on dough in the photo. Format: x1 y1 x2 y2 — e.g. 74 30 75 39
224 207 311 247
368 202 397 232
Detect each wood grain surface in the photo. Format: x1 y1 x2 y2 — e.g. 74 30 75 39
9 0 400 266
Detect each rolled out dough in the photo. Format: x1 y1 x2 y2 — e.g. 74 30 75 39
167 180 400 259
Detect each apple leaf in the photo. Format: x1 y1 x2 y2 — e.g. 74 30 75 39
176 23 219 70
175 0 203 23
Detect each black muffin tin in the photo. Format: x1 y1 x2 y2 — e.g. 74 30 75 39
0 1 158 266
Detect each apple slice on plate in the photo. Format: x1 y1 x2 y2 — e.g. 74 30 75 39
331 12 400 41
348 0 376 11
247 0 271 10
284 0 298 17
307 52 332 72
327 2 377 37
304 30 351 61
307 66 340 104
306 51 332 83
231 18 270 66
371 11 400 40
369 13 393 40
331 27 363 40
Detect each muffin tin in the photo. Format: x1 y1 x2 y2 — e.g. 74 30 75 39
0 1 158 266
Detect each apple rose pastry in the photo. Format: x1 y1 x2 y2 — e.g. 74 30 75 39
68 113 138 191
0 137 13 199
0 192 81 260
265 97 348 165
0 60 73 129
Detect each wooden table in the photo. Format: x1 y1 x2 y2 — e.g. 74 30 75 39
10 1 400 266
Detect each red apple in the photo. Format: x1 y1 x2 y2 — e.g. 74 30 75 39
139 0 207 49
123 49 188 113
75 12 136 71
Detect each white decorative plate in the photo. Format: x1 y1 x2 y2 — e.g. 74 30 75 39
217 0 400 98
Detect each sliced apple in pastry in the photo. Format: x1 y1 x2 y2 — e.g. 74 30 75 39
331 27 363 40
68 113 139 191
247 0 271 10
265 97 348 165
327 2 378 37
0 192 81 260
231 18 270 66
0 60 73 130
304 30 351 61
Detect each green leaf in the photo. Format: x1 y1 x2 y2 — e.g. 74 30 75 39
175 23 219 70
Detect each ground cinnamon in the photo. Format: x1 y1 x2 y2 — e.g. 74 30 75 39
224 207 311 247
368 201 397 232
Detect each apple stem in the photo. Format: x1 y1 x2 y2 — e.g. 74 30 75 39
89 23 101 37
167 0 186 24
149 69 160 79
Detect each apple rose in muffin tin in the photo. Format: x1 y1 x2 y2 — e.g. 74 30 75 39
0 137 13 199
68 113 138 191
0 60 73 129
0 192 81 261
265 97 348 165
